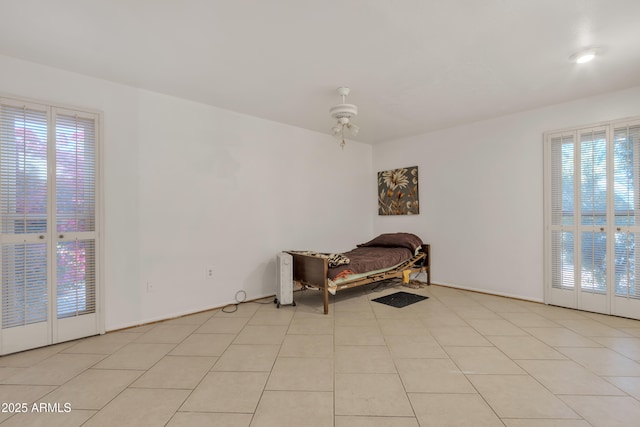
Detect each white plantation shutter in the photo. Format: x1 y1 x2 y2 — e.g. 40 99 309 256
580 129 607 227
56 113 95 233
0 104 48 235
579 128 607 294
55 112 97 319
550 134 575 290
551 231 574 290
56 240 95 317
614 122 640 299
2 243 48 327
614 232 638 298
0 102 49 329
581 230 607 294
551 134 575 227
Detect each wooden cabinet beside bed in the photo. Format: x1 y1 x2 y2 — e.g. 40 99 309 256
287 242 430 315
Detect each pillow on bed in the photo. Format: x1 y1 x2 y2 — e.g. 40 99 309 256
327 253 350 268
357 233 423 253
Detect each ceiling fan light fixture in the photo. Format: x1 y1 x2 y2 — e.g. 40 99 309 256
331 124 343 138
329 87 359 148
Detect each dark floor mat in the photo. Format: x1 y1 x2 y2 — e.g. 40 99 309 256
372 291 428 308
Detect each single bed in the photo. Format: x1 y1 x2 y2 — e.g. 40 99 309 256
288 233 430 314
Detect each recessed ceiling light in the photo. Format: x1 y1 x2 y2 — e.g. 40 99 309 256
570 48 599 64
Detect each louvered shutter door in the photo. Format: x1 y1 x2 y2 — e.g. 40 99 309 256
547 117 640 319
579 129 607 294
551 134 575 290
0 97 100 354
0 102 49 329
55 112 96 318
614 123 640 299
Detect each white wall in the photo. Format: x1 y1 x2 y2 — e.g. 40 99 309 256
373 85 640 302
135 91 373 325
0 54 373 331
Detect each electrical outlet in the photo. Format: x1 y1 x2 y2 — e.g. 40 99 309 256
206 266 214 279
146 282 155 292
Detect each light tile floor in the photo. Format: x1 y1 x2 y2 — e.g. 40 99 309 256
1 284 640 426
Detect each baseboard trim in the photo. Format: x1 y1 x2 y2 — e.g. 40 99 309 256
106 294 276 333
107 283 546 333
430 281 544 304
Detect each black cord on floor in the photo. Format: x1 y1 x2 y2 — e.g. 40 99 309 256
221 290 246 313
221 304 238 313
220 291 277 313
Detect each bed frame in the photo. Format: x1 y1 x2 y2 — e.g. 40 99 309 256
288 244 430 314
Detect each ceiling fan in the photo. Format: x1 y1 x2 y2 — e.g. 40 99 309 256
329 87 359 148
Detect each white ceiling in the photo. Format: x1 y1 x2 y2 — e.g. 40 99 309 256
1 0 640 143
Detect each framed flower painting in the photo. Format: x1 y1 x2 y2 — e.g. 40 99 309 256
378 166 419 215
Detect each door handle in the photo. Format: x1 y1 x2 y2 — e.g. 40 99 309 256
59 234 64 239
600 227 604 232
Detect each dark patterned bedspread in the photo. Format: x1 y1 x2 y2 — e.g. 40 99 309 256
327 246 414 281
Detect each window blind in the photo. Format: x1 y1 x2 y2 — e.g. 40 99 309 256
550 134 575 290
0 104 48 235
55 112 97 319
0 102 49 328
579 129 607 295
614 123 640 299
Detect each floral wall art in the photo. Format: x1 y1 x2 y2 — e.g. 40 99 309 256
378 166 419 215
